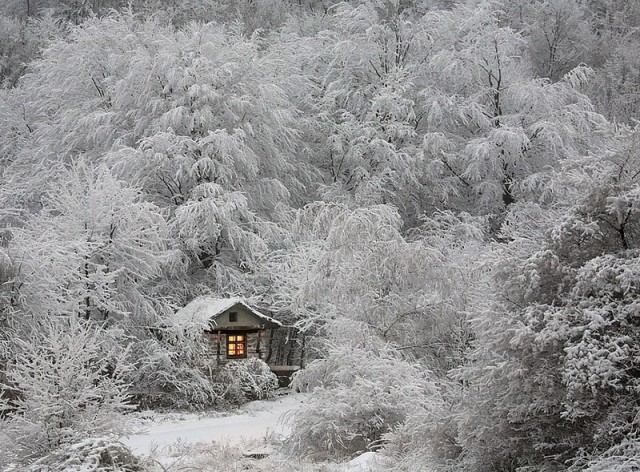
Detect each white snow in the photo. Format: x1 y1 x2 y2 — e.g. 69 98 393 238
121 394 384 471
122 394 304 455
344 452 378 471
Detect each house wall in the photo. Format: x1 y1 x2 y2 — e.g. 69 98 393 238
203 331 218 358
204 329 268 365
197 303 304 371
213 305 265 329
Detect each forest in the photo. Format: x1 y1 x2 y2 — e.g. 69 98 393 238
0 0 639 470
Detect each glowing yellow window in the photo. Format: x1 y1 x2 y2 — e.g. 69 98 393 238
227 334 246 359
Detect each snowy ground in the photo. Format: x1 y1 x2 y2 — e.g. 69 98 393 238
123 393 302 455
122 392 378 471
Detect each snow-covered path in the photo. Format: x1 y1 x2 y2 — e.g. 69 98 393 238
122 394 305 455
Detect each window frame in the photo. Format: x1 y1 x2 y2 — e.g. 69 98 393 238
226 333 247 359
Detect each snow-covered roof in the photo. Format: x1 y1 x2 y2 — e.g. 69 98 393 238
172 296 282 327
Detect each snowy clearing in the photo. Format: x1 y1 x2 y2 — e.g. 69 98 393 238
123 393 304 455
121 393 379 471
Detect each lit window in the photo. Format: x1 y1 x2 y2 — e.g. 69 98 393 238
227 334 246 358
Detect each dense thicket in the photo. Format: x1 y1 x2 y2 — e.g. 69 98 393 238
1 0 639 470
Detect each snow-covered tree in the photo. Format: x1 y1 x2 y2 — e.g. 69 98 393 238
0 159 224 410
4 160 177 325
276 1 434 221
261 202 486 374
0 13 307 295
505 0 595 81
122 321 222 409
451 125 640 471
418 1 608 218
588 31 640 124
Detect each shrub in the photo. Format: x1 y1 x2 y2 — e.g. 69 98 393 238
216 358 279 405
124 333 221 410
23 437 141 472
0 318 133 465
286 327 440 461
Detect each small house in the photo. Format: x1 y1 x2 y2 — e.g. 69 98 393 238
174 296 282 364
173 297 304 383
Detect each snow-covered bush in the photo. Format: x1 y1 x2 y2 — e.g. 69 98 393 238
216 358 278 405
139 437 346 472
124 325 221 410
450 133 640 471
0 317 133 464
23 437 141 472
286 322 440 461
380 380 463 472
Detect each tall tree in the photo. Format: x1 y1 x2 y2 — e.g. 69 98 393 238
4 160 177 326
505 0 595 81
277 0 434 222
418 1 608 218
0 13 307 294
